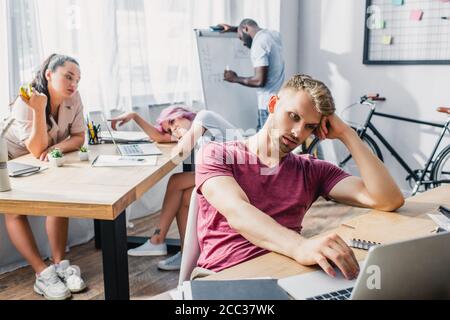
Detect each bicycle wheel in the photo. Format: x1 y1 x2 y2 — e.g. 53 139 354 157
431 145 450 187
307 129 383 176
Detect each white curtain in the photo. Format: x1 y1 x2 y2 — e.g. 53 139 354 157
0 0 9 119
7 0 280 114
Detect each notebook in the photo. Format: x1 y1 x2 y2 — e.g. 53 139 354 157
182 279 291 300
348 238 381 251
341 212 437 246
8 162 41 177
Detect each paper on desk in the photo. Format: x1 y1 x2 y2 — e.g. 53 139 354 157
91 155 157 167
427 211 450 231
99 131 150 142
341 212 437 244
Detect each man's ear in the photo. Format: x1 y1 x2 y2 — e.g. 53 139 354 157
268 95 278 113
45 69 52 81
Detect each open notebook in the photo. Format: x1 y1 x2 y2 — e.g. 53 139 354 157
342 211 437 250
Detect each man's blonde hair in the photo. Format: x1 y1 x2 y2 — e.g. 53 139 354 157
281 74 335 116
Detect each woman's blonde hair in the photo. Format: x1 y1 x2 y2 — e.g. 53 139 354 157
281 74 335 116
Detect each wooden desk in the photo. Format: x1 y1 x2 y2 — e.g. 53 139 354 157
0 143 181 300
205 185 449 281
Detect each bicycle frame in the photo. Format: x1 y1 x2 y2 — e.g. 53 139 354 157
350 101 450 193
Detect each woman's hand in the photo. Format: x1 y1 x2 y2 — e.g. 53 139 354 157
22 89 47 113
39 148 49 162
110 112 136 130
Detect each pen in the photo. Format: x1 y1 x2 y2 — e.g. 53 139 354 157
91 155 99 166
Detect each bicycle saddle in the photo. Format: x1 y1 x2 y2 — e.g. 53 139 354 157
437 107 450 115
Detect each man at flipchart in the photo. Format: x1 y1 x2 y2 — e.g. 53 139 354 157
221 18 285 131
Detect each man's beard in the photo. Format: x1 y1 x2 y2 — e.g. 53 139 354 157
242 33 253 48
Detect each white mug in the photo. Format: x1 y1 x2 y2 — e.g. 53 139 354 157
0 137 11 192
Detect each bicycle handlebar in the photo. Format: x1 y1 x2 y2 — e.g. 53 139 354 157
360 93 386 104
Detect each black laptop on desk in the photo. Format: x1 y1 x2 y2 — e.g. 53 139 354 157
8 162 41 177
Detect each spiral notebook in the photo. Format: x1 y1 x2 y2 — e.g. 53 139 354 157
342 212 437 250
348 238 381 251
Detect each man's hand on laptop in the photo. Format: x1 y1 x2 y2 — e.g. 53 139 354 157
109 112 136 130
294 233 360 280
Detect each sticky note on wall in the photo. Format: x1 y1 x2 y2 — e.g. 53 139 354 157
410 10 424 21
382 35 393 45
374 20 386 29
392 0 404 5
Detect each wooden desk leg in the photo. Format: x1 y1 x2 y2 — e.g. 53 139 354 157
100 212 130 300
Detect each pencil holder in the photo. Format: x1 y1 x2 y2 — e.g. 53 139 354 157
87 122 101 145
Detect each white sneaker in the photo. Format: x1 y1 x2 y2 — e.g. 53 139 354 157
55 260 86 293
127 239 167 256
34 265 71 300
157 251 182 271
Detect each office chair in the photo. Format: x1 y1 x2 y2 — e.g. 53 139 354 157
178 187 200 286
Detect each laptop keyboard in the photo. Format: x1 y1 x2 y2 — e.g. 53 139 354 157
122 144 143 155
306 287 353 300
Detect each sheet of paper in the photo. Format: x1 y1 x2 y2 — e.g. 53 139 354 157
427 212 450 231
99 131 150 142
91 155 157 167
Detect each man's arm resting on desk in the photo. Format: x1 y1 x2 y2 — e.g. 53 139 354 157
224 66 268 88
200 176 360 280
317 114 404 211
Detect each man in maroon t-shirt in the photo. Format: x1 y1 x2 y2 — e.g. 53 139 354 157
196 74 404 280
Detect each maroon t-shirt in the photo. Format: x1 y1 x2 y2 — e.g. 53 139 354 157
195 141 351 272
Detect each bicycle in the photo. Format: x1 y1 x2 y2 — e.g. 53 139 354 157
305 94 450 195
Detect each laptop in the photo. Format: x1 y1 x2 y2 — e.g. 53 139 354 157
100 115 162 156
278 232 450 300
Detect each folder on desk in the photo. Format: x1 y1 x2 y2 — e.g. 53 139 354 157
8 162 41 177
182 279 290 300
342 212 437 247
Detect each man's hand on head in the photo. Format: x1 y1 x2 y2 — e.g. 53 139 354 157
219 24 237 33
315 114 353 141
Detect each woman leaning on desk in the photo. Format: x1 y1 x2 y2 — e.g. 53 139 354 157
3 54 86 300
110 104 237 271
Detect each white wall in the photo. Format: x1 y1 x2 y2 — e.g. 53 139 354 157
0 0 10 118
298 0 450 194
280 0 300 79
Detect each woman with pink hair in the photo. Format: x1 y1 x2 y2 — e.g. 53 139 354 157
110 105 237 270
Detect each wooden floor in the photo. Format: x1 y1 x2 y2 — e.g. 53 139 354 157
0 199 369 300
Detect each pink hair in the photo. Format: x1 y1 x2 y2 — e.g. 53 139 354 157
155 105 197 133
